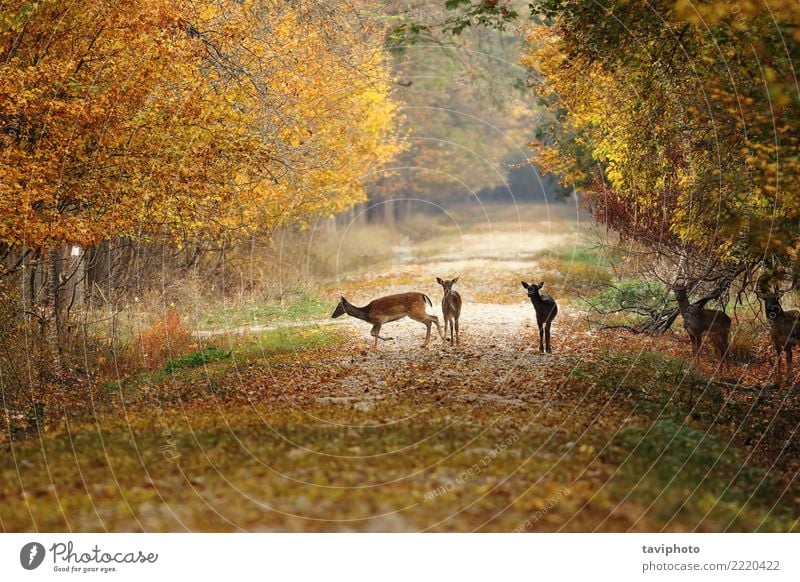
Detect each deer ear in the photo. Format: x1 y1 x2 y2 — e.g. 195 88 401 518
436 277 443 285
452 276 459 284
538 282 544 289
521 281 529 289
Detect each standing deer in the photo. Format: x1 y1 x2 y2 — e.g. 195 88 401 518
331 292 442 349
521 281 558 353
436 276 462 345
757 290 800 385
673 284 731 365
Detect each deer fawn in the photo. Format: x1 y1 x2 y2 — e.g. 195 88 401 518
332 292 442 349
521 281 558 353
757 290 800 384
673 284 731 366
436 276 462 345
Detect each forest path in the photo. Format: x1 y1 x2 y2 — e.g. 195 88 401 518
171 213 636 532
4 208 794 533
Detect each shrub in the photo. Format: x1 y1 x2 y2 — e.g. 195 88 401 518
590 278 668 314
134 309 193 369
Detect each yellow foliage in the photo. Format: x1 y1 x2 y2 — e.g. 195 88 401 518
522 0 800 264
0 0 401 251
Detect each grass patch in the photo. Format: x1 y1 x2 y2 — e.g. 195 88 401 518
573 348 723 419
163 346 230 373
201 290 329 329
540 245 612 266
235 325 344 361
572 348 796 531
101 325 345 402
538 245 614 291
608 419 792 531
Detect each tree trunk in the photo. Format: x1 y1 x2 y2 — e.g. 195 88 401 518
353 203 367 226
382 199 395 226
324 215 337 236
45 247 64 372
65 245 85 314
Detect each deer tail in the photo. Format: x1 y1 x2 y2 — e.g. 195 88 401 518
422 294 432 307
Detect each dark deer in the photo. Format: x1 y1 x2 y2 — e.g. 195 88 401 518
436 276 462 345
332 292 442 349
757 290 800 384
521 281 558 353
673 284 731 365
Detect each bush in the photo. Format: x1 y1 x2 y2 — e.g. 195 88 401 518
727 320 762 364
134 309 193 370
590 278 668 314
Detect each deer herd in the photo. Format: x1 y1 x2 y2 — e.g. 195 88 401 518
332 277 557 351
332 277 800 384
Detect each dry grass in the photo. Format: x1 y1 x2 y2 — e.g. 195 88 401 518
132 309 194 370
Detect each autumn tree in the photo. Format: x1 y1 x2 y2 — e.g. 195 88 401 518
521 0 799 297
0 0 401 363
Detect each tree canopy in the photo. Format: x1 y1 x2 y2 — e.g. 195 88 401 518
522 0 799 279
0 0 401 252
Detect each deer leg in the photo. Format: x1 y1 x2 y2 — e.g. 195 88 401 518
773 343 783 385
409 312 440 346
422 320 432 347
370 323 393 349
786 346 793 384
689 333 700 359
443 318 449 343
429 314 443 341
545 321 552 353
454 317 460 346
537 322 545 353
713 333 728 372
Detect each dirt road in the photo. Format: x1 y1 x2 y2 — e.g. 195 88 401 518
2 207 795 532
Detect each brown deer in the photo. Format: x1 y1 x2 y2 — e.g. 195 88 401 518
436 276 462 345
673 284 731 365
521 281 558 353
331 292 442 349
757 290 800 385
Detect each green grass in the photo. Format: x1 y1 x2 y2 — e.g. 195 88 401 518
572 349 720 419
101 326 345 400
539 245 612 267
538 245 615 291
233 325 344 361
200 291 330 330
608 420 791 531
569 348 796 531
163 346 230 373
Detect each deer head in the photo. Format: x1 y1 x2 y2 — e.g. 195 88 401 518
436 276 459 294
331 297 348 318
521 280 544 300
